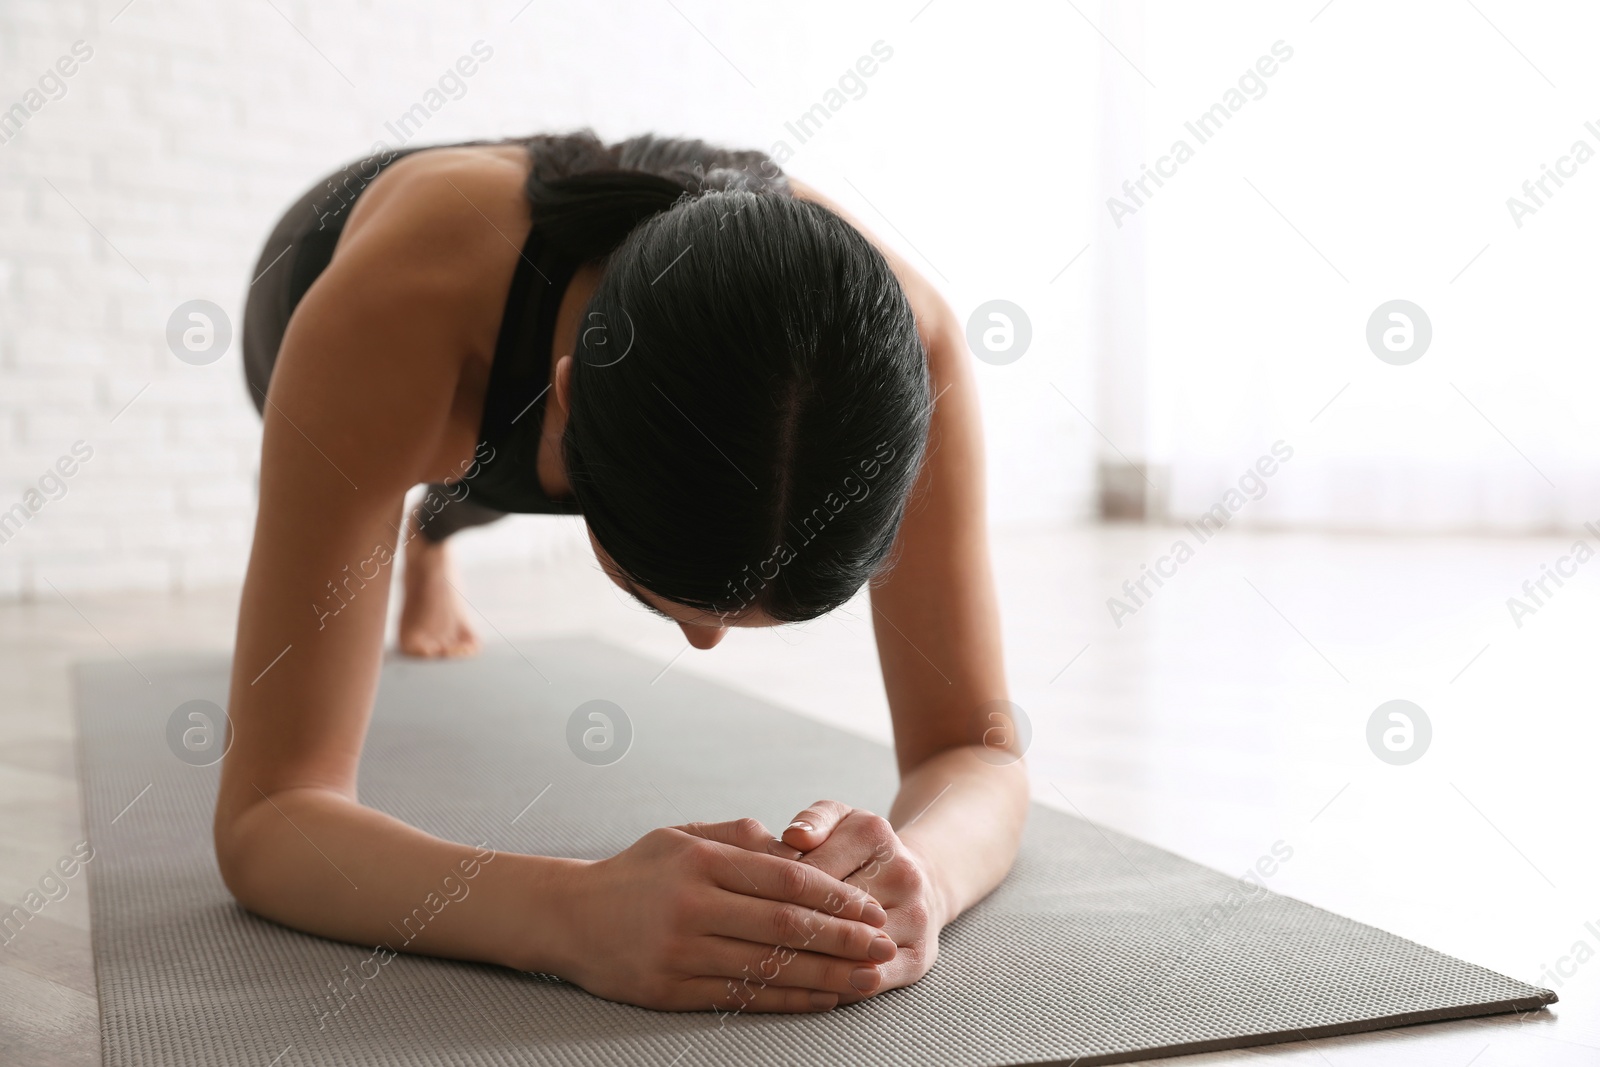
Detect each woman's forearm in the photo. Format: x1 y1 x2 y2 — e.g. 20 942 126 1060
889 745 1029 928
217 786 584 974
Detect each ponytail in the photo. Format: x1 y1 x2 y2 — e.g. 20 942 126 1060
523 169 692 263
519 130 790 262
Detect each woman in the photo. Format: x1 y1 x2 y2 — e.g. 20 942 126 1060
218 131 1026 1013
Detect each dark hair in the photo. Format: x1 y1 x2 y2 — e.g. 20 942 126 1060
523 131 930 623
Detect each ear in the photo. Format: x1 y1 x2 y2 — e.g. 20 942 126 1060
553 354 573 415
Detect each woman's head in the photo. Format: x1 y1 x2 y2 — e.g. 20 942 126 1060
555 178 930 630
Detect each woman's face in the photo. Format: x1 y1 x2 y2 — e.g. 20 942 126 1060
588 531 777 650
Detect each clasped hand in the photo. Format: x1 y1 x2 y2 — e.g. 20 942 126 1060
566 802 939 1013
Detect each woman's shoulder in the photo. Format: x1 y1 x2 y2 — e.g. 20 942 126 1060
333 144 532 295
305 145 532 356
266 145 534 489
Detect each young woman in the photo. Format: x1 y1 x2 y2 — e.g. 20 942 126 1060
218 131 1026 1013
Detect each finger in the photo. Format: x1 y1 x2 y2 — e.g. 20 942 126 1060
853 928 932 999
677 817 802 860
781 799 853 851
843 873 935 995
700 844 887 925
709 889 898 962
798 810 898 885
692 936 887 998
675 976 838 1014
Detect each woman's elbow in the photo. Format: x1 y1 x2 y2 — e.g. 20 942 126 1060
213 799 269 908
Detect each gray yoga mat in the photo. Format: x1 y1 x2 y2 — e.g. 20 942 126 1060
74 638 1553 1067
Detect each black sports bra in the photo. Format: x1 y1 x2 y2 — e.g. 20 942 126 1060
464 220 584 515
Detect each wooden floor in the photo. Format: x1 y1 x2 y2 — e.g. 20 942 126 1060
3 522 1597 1065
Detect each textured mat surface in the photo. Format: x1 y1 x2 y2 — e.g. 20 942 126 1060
75 639 1553 1067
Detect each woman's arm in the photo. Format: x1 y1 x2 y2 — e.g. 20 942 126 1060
785 179 1029 990
216 156 571 969
872 302 1026 926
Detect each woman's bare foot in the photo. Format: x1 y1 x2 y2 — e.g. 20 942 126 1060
399 533 482 658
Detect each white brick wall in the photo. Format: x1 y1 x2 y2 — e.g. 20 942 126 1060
0 0 1099 599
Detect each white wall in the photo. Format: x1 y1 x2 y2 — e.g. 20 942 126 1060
0 0 1101 599
1127 0 1600 533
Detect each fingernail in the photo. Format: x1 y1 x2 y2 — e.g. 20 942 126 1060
868 936 896 962
809 991 837 1010
849 966 879 993
787 820 814 832
863 901 888 926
